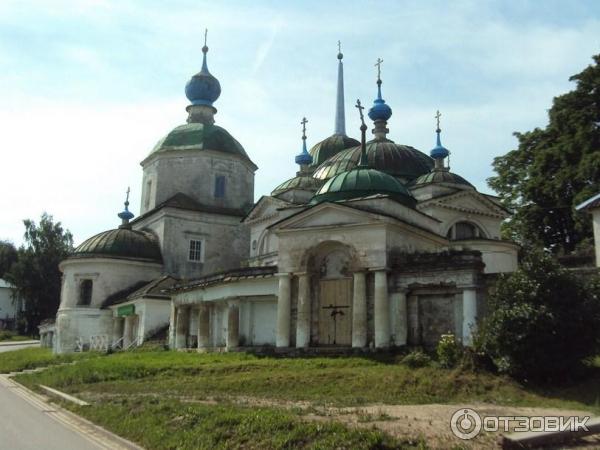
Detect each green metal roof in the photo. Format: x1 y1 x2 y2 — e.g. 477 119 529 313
311 166 416 207
149 123 254 165
271 174 323 197
309 133 360 168
411 169 474 188
73 228 162 262
313 138 433 181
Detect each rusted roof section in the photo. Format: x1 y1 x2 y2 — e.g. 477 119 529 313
170 266 277 293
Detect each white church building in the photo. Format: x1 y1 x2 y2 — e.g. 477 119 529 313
50 39 519 353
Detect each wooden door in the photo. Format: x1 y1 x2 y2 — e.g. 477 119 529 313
318 278 352 346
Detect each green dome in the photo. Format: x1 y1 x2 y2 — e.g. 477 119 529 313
272 174 323 197
73 228 162 262
309 134 360 168
411 169 474 188
150 123 253 163
313 138 433 181
311 166 416 207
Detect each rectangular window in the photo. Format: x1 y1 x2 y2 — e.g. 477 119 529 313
189 239 203 262
214 175 226 198
78 280 93 306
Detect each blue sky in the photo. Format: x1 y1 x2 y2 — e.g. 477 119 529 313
1 0 599 246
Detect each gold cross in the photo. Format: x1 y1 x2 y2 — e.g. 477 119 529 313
435 110 441 130
375 58 383 80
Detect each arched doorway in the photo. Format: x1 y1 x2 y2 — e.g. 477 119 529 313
305 242 357 346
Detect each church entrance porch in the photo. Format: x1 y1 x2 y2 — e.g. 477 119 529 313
318 278 352 346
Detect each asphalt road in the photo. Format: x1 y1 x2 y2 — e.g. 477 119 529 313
0 341 40 353
0 375 102 450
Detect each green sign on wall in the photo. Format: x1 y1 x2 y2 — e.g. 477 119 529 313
117 304 135 317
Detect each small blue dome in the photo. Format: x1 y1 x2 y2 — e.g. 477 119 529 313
430 130 449 159
295 151 313 166
185 46 221 106
368 98 392 121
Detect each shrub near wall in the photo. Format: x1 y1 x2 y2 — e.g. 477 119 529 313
477 251 600 383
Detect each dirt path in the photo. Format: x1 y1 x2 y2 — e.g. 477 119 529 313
80 391 599 449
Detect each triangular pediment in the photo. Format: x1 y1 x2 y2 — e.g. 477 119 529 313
243 196 291 224
272 202 385 231
418 191 509 219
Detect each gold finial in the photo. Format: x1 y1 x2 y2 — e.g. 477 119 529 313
435 110 442 131
375 58 384 80
301 117 308 140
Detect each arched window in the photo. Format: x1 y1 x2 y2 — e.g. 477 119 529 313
447 221 483 240
78 280 93 306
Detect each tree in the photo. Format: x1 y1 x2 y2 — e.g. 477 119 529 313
6 213 73 335
477 251 600 383
0 240 17 278
488 54 600 254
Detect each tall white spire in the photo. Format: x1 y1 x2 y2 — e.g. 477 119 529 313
334 41 346 135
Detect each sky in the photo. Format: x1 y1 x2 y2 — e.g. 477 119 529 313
1 0 599 246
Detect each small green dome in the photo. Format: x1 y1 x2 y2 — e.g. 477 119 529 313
311 167 416 207
73 229 162 262
313 138 433 181
309 134 360 168
272 174 323 197
150 123 253 164
411 169 474 188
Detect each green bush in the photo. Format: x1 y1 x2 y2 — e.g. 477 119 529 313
400 350 432 368
436 334 462 368
477 251 600 383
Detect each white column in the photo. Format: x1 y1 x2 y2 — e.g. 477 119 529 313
593 210 600 268
352 271 367 348
175 306 190 349
296 272 311 348
197 304 210 351
374 269 390 349
462 288 478 346
226 301 240 350
276 273 292 348
168 301 177 349
393 290 408 346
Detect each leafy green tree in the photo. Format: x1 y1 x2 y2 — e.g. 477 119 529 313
477 251 600 383
6 214 73 335
0 240 17 278
488 54 600 254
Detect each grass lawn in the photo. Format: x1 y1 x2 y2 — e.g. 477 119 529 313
0 347 98 373
7 349 600 449
0 331 33 342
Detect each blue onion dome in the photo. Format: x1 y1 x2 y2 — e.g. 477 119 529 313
185 44 221 107
311 166 415 207
368 67 392 122
72 229 162 262
312 138 433 181
309 134 360 168
410 169 474 188
272 175 323 197
430 128 450 159
295 118 313 166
